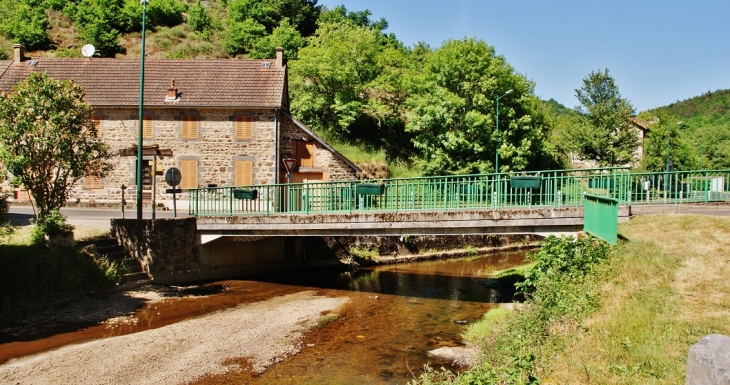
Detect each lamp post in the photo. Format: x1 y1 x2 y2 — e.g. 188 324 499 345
665 121 683 173
494 89 513 174
136 0 149 220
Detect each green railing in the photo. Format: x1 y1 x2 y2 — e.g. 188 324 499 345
584 193 619 244
188 168 730 216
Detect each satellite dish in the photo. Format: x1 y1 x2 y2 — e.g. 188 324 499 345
81 44 96 58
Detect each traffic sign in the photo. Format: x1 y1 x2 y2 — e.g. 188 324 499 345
283 158 296 174
165 167 181 187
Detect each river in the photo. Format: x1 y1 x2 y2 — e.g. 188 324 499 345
0 250 526 384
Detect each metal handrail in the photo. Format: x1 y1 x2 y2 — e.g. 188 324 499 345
188 168 730 217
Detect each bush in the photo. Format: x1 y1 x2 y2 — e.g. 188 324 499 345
0 0 49 50
30 209 74 245
187 0 211 32
222 18 266 56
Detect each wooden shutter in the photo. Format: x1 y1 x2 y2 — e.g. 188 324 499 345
296 141 315 168
234 116 253 139
234 161 253 186
90 115 102 137
138 115 154 138
83 175 102 189
180 160 198 190
181 115 198 138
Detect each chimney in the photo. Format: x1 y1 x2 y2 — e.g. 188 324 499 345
13 44 25 63
167 80 177 98
275 47 284 68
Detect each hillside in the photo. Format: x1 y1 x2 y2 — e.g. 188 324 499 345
642 89 730 170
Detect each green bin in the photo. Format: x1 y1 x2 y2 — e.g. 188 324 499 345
233 189 258 199
510 176 541 189
356 183 385 195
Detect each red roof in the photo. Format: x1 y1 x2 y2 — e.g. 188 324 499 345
0 58 286 108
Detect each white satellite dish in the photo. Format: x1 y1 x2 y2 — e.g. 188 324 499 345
81 44 96 58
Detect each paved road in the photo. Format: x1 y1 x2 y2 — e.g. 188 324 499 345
8 206 190 230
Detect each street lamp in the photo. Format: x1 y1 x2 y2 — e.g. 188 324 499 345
495 89 513 174
136 0 149 220
665 121 683 173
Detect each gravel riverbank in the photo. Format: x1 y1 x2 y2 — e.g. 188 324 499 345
0 291 348 384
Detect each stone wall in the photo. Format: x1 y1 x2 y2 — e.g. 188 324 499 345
57 108 358 204
279 118 359 181
111 217 199 281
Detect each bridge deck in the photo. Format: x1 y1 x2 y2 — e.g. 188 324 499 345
196 206 632 243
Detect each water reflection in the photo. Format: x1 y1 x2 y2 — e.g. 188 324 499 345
242 250 527 385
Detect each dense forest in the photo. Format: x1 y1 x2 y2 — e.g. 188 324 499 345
0 0 726 175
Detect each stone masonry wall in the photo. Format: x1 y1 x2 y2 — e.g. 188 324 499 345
69 107 278 202
279 118 359 181
111 217 199 280
59 109 359 204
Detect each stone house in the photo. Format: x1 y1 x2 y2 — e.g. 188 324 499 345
0 45 360 205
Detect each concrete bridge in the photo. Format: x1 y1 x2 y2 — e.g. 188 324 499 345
195 205 632 243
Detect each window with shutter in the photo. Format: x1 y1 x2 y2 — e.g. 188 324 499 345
234 161 253 186
234 116 253 139
296 141 316 168
136 115 154 138
180 160 198 190
83 175 102 189
181 115 199 138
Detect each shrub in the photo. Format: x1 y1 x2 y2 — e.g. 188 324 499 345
222 18 266 56
30 209 74 245
187 0 211 32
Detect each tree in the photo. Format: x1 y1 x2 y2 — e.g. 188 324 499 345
0 73 112 225
405 38 556 175
570 69 638 167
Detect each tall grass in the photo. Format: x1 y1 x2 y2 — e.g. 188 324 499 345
413 214 730 385
545 214 730 384
0 227 119 316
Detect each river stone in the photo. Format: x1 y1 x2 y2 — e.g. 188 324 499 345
686 334 730 385
427 346 480 367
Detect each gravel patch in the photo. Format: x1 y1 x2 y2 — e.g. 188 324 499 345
0 291 348 385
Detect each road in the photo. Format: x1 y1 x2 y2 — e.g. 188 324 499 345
8 206 189 231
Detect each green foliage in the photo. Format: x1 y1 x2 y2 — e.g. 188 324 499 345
516 235 610 295
318 4 387 32
222 18 266 55
188 0 212 32
569 68 638 166
647 89 730 170
248 18 303 60
0 238 117 313
30 209 74 245
638 113 694 172
290 21 413 161
405 37 557 175
0 72 113 225
0 0 49 49
69 0 125 56
412 235 612 385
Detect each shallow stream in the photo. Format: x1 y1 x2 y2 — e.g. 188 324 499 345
0 250 526 384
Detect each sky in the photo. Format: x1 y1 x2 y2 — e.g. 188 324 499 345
316 0 730 112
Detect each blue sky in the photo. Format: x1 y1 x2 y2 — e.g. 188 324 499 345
317 0 730 112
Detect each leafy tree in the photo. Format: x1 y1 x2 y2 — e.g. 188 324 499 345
222 18 267 55
188 0 212 33
405 38 556 175
318 5 386 32
0 0 48 50
638 113 694 172
570 69 638 167
227 0 320 36
69 0 125 56
290 22 382 138
290 20 413 160
0 73 112 226
248 18 303 60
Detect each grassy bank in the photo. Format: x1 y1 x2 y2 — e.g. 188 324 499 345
0 227 121 316
414 214 730 384
545 214 730 383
